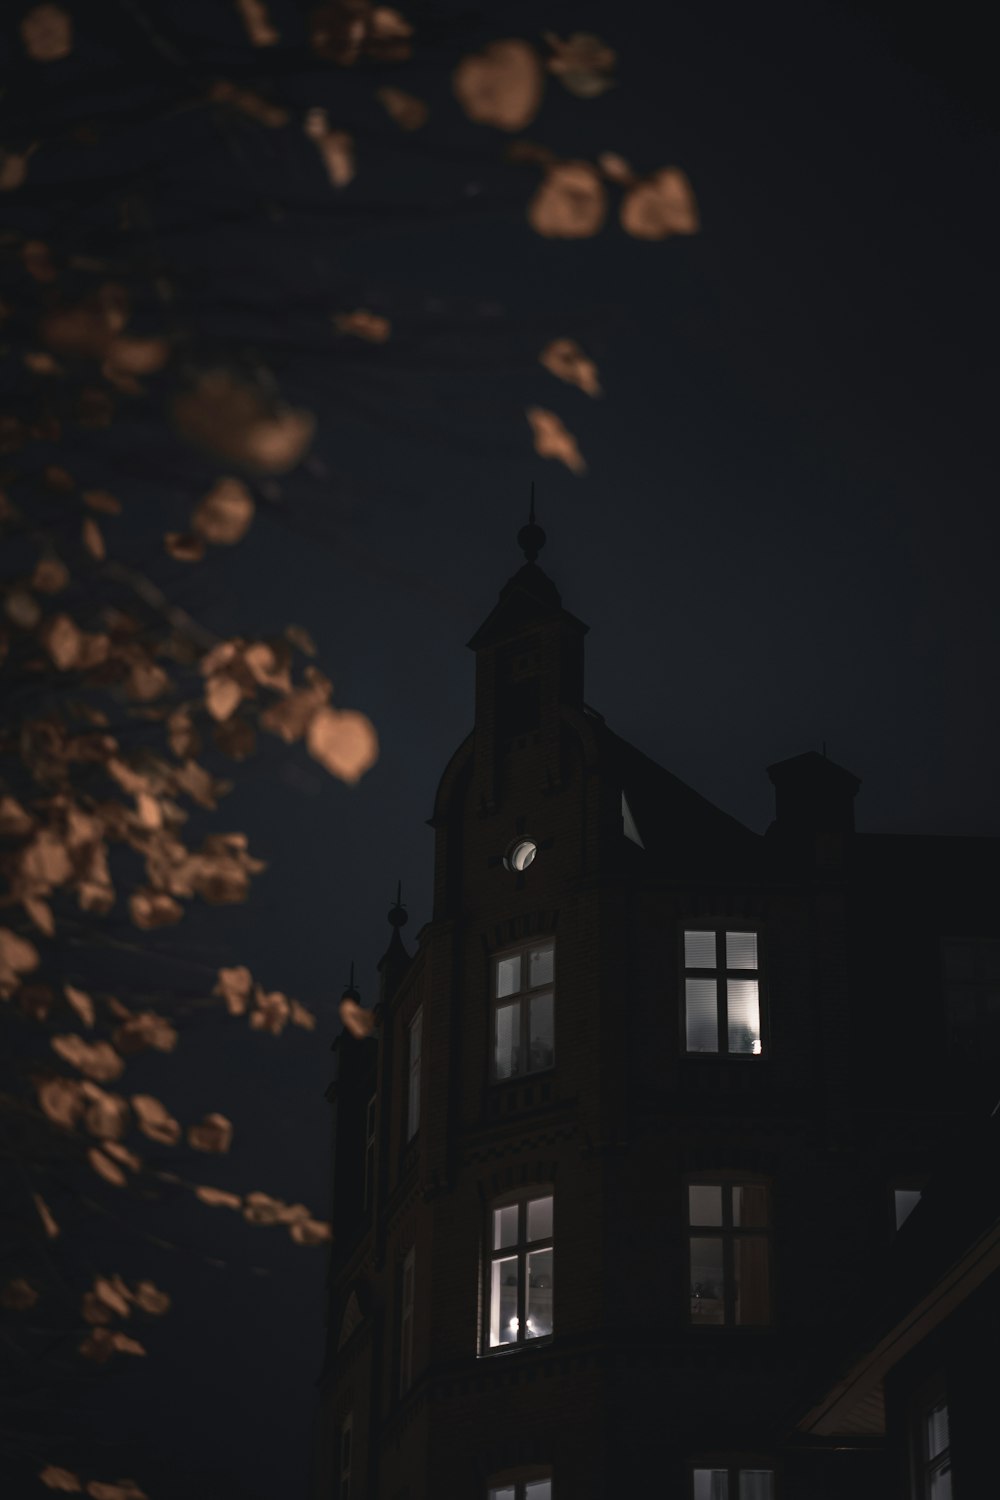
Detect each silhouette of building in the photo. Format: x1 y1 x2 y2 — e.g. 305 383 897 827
315 511 998 1499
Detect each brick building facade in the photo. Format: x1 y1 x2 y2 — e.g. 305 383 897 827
314 516 998 1499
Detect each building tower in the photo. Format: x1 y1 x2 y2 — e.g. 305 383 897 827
316 511 998 1499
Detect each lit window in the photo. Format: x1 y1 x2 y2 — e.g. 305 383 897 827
488 1478 552 1500
486 1192 554 1349
399 1247 415 1396
687 1181 770 1326
406 1008 422 1141
622 791 644 847
506 839 537 873
363 1093 376 1211
683 930 763 1056
693 1467 774 1499
339 1414 352 1500
893 1186 922 1231
492 940 554 1081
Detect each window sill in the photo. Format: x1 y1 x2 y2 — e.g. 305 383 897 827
478 1334 554 1360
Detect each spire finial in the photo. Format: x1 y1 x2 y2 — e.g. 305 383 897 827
517 481 546 563
341 958 360 1003
388 880 408 929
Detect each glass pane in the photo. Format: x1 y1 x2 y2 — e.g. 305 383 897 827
527 1195 553 1242
689 1184 722 1226
489 1256 520 1346
496 954 521 998
526 1248 553 1337
524 1483 552 1500
685 930 717 969
926 1402 950 1460
894 1188 922 1230
528 991 554 1071
689 1236 724 1323
529 943 554 988
734 1235 770 1325
494 1002 519 1079
733 1183 769 1227
493 1203 518 1250
693 1470 729 1500
726 931 758 970
408 1007 422 1054
489 1489 516 1500
686 978 718 1051
727 979 760 1053
739 1472 774 1500
929 1463 951 1500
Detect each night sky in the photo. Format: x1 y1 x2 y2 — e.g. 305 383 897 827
4 1 999 1496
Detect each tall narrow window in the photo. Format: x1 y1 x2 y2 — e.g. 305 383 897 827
363 1093 376 1211
406 1008 422 1141
486 1192 554 1348
339 1414 352 1500
692 1467 774 1499
492 940 554 1081
915 1392 951 1500
683 930 763 1056
687 1181 770 1326
399 1247 415 1396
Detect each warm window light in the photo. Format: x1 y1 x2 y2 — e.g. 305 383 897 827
752 1039 762 1055
506 839 537 873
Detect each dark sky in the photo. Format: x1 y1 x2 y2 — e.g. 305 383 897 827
5 0 999 1496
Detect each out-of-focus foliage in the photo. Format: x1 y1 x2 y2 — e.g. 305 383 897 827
1 3 698 1492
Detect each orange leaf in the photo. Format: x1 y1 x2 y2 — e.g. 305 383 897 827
304 111 355 188
64 984 95 1028
213 965 253 1016
528 161 606 239
0 928 40 996
51 1035 124 1084
236 0 278 45
82 517 105 561
82 489 121 515
21 5 72 63
453 39 544 131
113 1010 177 1055
544 31 616 97
88 1147 128 1187
37 1075 85 1129
164 532 206 562
85 1480 148 1500
306 707 378 783
289 1217 332 1246
82 1087 130 1141
290 1000 316 1030
192 477 254 545
376 87 428 131
526 406 587 475
132 1279 170 1316
539 338 601 397
131 1094 181 1146
5 586 41 629
620 167 699 240
334 309 391 343
39 1467 81 1493
339 997 375 1039
100 1141 141 1171
128 889 183 929
187 1112 233 1153
0 795 34 837
33 1192 60 1239
194 1184 242 1210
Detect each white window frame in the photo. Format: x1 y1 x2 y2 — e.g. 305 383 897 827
491 939 555 1082
406 1007 422 1141
682 929 764 1057
484 1191 554 1351
339 1413 352 1500
911 1383 951 1500
399 1246 415 1396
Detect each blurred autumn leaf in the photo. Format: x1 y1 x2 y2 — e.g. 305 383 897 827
526 406 588 474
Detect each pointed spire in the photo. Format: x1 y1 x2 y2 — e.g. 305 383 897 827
517 481 546 563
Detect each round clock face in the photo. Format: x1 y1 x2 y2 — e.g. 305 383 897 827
506 838 537 873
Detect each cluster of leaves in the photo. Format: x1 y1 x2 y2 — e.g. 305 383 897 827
1 2 701 1492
